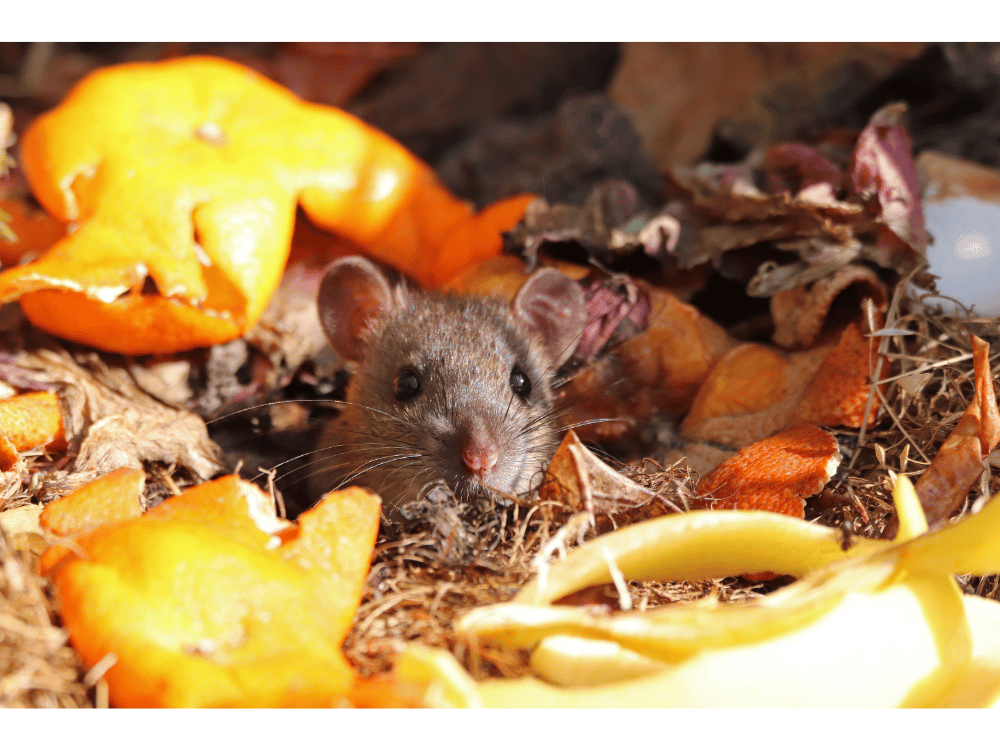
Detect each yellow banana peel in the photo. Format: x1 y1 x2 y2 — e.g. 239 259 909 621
403 476 1000 707
515 506 885 606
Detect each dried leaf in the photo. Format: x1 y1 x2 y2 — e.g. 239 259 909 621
915 335 1000 526
537 430 663 513
763 143 844 196
667 158 865 271
849 101 929 269
506 181 680 267
15 348 223 482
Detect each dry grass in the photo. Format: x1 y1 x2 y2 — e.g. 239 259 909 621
0 527 91 707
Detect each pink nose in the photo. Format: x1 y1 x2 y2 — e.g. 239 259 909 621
463 443 498 479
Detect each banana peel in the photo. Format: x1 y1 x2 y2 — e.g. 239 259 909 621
401 476 1000 707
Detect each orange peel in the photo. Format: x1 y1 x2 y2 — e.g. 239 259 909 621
0 390 65 451
694 423 841 518
0 197 68 266
39 466 145 573
39 466 144 541
682 323 881 447
793 322 883 429
40 473 380 707
4 56 513 354
0 390 65 471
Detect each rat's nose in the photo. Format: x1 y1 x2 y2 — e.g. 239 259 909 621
462 439 498 479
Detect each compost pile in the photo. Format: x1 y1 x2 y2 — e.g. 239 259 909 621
2 42 1000 708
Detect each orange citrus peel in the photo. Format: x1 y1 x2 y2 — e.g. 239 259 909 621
39 471 380 707
0 197 68 265
694 423 840 518
682 322 882 446
0 390 66 471
0 390 65 451
4 56 523 354
39 466 144 569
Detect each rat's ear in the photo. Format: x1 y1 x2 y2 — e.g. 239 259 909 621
513 268 587 368
318 256 396 361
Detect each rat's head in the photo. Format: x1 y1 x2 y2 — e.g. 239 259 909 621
316 256 586 517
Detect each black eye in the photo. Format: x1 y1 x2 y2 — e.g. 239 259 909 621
393 369 422 400
510 366 532 400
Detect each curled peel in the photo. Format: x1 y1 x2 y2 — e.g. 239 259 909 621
432 476 1000 707
514 507 884 606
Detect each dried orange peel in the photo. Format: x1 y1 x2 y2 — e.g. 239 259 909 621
0 390 66 470
5 56 521 354
0 390 65 451
694 423 840 518
682 322 882 446
39 471 380 707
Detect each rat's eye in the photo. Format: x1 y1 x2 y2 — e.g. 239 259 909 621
393 369 422 400
510 366 532 400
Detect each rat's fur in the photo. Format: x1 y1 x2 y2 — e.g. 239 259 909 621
310 256 586 522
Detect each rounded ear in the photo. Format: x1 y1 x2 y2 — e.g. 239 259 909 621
512 268 587 368
317 256 396 361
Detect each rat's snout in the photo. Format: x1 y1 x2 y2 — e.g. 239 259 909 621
461 434 499 479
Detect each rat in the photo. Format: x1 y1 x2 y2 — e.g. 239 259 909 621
309 255 587 523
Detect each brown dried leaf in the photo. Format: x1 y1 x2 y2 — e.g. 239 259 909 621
537 430 665 514
667 157 867 271
506 181 679 267
763 143 844 196
14 348 223 482
915 335 1000 526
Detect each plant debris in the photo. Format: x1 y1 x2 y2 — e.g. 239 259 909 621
0 526 91 707
3 43 1000 707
